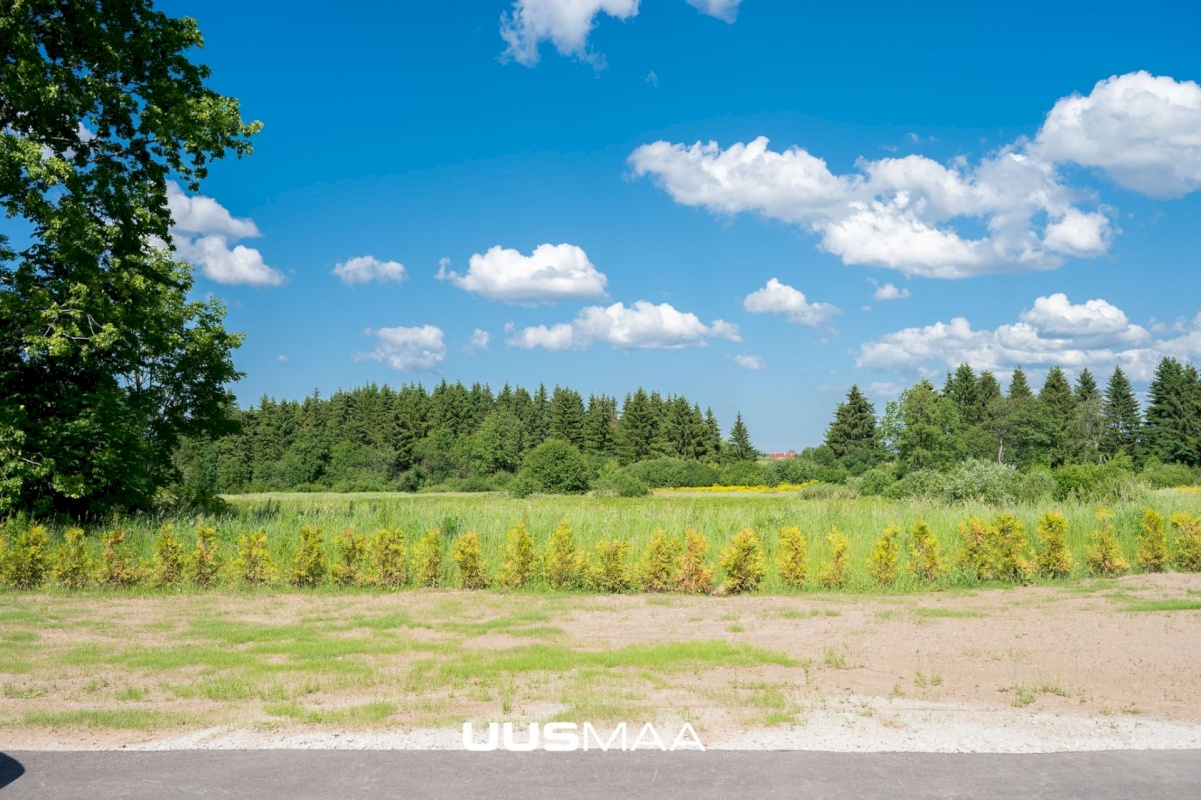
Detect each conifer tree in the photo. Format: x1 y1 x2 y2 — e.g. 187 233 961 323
823 385 884 472
1101 366 1142 461
726 413 756 462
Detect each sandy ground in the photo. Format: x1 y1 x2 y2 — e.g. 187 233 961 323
2 574 1201 752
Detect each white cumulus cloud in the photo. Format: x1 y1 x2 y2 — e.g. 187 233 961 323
333 255 407 285
872 282 911 301
686 0 742 22
733 354 765 370
500 0 640 67
855 294 1185 382
166 182 283 287
743 278 840 327
355 325 446 372
1034 71 1201 198
506 300 739 351
465 328 491 353
440 243 608 303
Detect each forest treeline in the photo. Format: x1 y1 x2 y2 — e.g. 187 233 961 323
174 382 758 499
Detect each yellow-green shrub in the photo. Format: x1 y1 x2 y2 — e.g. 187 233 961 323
412 529 443 588
188 525 222 587
152 525 184 587
544 521 579 590
909 521 942 583
955 517 992 580
639 529 683 592
676 528 715 594
330 528 364 587
452 532 489 590
1085 508 1128 576
98 530 141 588
1170 512 1201 571
498 523 535 588
53 528 92 589
719 528 765 595
867 524 900 586
776 526 808 587
235 529 276 586
1036 513 1073 578
368 528 408 588
991 514 1033 583
290 525 327 588
0 523 49 589
1137 508 1169 573
587 539 632 593
818 528 849 589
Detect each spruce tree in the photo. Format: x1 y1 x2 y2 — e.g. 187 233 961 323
1101 366 1142 461
617 389 656 465
945 364 983 425
1039 366 1076 467
726 413 756 462
549 387 586 449
823 385 884 472
1145 358 1201 466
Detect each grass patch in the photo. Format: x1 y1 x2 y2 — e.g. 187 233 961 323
1122 599 1201 612
913 608 988 619
23 708 191 730
263 700 396 725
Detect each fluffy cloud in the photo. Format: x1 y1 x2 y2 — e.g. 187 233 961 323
733 354 765 370
1034 71 1201 198
500 0 640 66
465 328 491 353
506 300 739 351
685 0 742 22
743 278 840 327
630 71 1201 279
440 243 608 303
166 182 283 287
333 255 407 285
355 325 446 371
873 282 910 301
854 294 1189 382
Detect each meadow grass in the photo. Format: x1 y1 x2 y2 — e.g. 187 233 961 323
1121 599 1201 612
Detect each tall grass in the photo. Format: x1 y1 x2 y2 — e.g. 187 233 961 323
4 488 1200 594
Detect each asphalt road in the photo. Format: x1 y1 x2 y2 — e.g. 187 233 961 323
2 750 1200 799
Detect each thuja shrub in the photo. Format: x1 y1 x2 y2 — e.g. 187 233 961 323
1 523 49 589
412 529 443 588
330 529 365 587
368 528 409 588
776 526 808 587
818 527 849 589
639 529 683 592
676 528 715 594
98 530 142 588
1137 508 1169 573
452 532 489 590
719 528 765 595
1085 508 1129 577
1170 512 1201 572
867 524 900 586
1036 513 1074 579
909 521 942 584
587 539 632 593
235 529 276 587
544 521 579 590
991 514 1033 584
188 525 222 587
498 523 535 589
152 525 184 588
290 526 328 588
53 528 92 589
955 517 993 580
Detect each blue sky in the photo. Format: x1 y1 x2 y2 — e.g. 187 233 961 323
150 0 1201 450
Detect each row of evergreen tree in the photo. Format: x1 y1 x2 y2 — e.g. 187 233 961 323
821 357 1201 474
176 382 757 495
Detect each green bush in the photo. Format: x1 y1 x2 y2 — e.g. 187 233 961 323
518 440 592 494
53 528 92 589
909 521 942 583
0 523 49 589
188 525 223 587
152 525 184 588
544 521 579 590
235 529 276 587
622 458 719 489
412 529 443 588
1085 509 1128 576
368 528 408 588
955 516 992 580
639 529 683 592
719 528 765 594
452 532 489 590
330 528 365 587
677 529 715 594
1137 508 1169 573
1052 463 1143 502
776 526 808 587
867 524 900 585
289 526 328 588
718 462 768 487
855 464 898 496
498 523 535 588
98 530 141 588
1141 463 1200 489
1170 512 1201 572
990 514 1033 583
817 528 849 589
587 539 632 593
1036 513 1073 578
